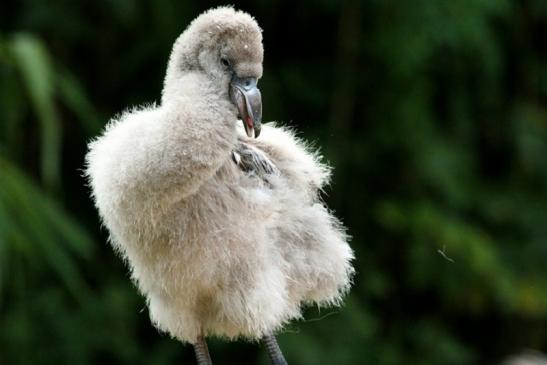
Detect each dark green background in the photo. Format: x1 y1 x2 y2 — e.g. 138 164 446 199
1 1 546 364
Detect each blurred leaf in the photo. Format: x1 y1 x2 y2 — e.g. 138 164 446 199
0 156 93 303
10 33 62 191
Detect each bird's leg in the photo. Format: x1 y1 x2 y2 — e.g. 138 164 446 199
193 335 212 365
262 333 288 365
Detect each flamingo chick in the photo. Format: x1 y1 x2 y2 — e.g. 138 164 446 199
86 7 354 364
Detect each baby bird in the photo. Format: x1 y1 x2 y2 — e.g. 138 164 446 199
86 7 354 365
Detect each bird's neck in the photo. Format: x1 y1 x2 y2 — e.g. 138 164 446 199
162 72 231 110
160 71 239 148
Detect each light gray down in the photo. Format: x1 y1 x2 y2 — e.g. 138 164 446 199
85 6 354 344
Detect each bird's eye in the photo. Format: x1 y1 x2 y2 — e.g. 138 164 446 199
221 57 231 68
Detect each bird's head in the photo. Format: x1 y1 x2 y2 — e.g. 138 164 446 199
163 7 264 138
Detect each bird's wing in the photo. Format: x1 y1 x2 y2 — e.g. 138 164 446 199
232 139 279 180
250 124 331 194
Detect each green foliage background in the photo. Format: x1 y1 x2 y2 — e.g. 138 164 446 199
1 1 546 364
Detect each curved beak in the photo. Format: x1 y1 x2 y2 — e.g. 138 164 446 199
230 76 262 138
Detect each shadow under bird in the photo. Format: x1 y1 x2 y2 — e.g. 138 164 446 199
86 7 354 365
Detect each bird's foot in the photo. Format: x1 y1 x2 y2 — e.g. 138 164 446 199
193 335 212 365
262 333 288 365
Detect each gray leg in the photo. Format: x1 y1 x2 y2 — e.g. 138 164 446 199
262 333 288 365
193 335 212 365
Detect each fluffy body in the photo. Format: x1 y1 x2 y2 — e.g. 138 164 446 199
86 7 353 344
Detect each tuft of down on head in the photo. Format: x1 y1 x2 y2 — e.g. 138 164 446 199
162 6 264 103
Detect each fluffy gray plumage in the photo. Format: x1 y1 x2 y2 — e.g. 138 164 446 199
85 6 354 344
